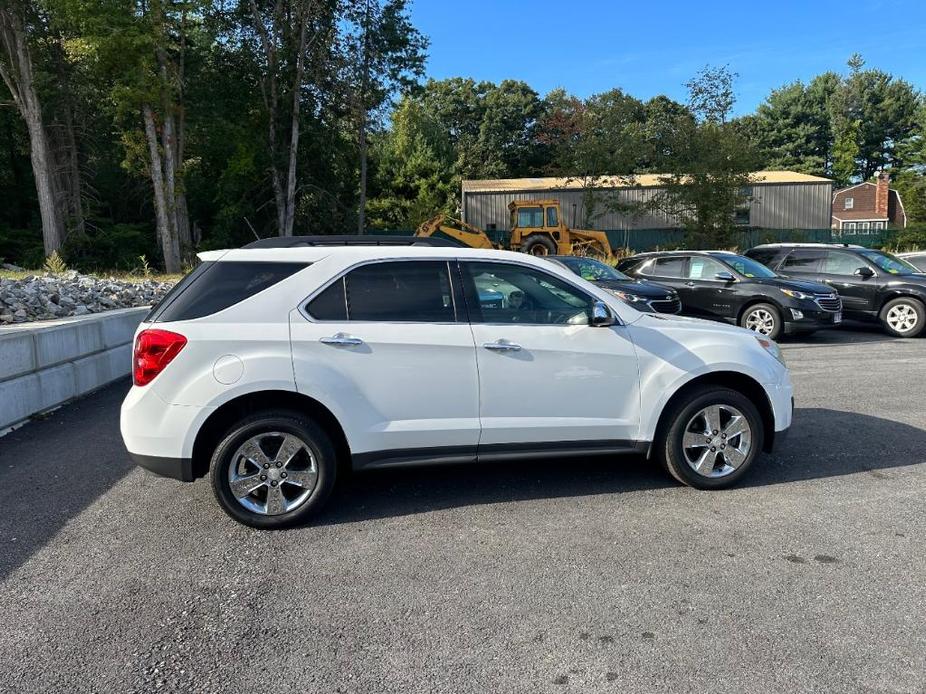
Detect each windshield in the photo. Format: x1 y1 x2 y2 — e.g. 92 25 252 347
720 254 778 279
859 250 920 275
561 257 631 282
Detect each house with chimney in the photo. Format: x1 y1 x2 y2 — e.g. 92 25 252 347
831 173 907 233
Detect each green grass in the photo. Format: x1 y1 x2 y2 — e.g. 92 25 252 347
0 268 182 283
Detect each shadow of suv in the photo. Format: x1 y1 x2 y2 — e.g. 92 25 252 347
617 250 842 339
746 243 926 338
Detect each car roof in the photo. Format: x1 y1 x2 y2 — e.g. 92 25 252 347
624 250 740 259
198 245 557 267
751 242 865 249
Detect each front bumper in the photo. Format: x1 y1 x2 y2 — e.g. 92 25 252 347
129 452 195 481
765 397 793 452
782 306 841 333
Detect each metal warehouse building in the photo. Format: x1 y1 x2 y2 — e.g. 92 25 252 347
461 171 833 233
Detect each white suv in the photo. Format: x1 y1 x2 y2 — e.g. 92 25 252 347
121 242 793 528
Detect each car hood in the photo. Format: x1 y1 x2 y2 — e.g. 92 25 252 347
627 310 754 337
593 278 677 299
750 276 833 294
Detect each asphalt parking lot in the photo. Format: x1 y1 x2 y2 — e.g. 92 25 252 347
0 323 923 694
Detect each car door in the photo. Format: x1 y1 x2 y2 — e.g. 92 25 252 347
682 256 740 319
289 259 481 462
460 260 641 449
820 250 879 314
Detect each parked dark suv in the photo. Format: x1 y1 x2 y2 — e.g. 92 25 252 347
617 250 841 339
746 243 926 338
544 256 681 314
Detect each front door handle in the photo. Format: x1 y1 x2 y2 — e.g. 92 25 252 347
482 340 522 352
685 281 696 287
320 333 364 346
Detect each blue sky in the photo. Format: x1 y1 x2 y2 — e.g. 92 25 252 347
409 0 926 115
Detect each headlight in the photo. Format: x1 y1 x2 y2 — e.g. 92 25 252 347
610 289 646 303
780 288 811 300
755 336 786 366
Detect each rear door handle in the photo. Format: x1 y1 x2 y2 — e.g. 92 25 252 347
320 333 364 346
685 281 695 287
482 340 522 352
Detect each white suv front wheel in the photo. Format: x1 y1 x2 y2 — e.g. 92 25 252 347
657 388 764 489
210 411 337 528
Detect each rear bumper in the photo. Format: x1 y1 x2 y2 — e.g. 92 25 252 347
129 451 195 482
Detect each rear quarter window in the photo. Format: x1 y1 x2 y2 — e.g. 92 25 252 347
149 261 308 322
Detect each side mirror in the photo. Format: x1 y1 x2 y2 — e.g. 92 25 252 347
589 301 616 327
854 266 875 278
714 271 735 282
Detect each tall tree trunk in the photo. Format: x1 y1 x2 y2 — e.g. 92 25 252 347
143 104 180 273
282 12 308 237
0 6 65 256
250 0 287 235
61 103 85 235
357 107 367 235
356 0 371 235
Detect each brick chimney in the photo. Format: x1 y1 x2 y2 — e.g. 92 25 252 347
875 172 890 219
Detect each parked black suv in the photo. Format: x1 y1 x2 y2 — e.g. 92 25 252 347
544 256 681 314
746 244 926 337
617 250 841 339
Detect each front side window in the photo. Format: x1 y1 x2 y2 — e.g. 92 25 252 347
823 251 866 276
781 249 824 273
306 261 455 322
545 206 559 227
686 257 728 280
463 262 594 325
517 207 543 228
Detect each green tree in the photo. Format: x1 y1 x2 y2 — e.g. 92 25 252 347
751 73 839 175
651 68 759 247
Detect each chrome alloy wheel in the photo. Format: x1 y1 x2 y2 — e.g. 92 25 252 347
886 303 919 334
682 405 752 478
228 432 318 515
744 308 775 335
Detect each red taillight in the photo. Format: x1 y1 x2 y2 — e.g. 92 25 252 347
133 329 187 386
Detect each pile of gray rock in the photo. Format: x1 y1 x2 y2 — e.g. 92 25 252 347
0 270 175 324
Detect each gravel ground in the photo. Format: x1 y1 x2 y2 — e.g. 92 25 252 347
0 324 923 694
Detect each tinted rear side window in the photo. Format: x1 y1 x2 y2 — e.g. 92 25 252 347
781 250 824 273
152 261 308 322
345 261 455 322
306 278 347 320
650 257 687 278
746 248 780 267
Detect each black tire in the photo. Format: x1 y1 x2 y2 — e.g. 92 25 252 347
520 234 557 256
210 410 337 529
879 296 925 338
739 302 782 340
656 387 764 490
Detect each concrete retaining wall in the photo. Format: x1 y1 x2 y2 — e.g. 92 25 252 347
0 307 148 431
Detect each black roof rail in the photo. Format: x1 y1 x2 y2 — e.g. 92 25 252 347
242 234 461 249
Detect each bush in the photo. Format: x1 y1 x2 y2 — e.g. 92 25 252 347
63 222 158 272
0 225 45 268
889 223 926 252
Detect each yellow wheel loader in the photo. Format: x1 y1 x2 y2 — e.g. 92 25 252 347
416 199 611 257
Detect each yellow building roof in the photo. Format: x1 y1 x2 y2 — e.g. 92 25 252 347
462 170 832 193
